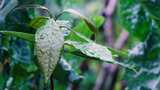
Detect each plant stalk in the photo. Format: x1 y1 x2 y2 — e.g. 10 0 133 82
50 75 54 90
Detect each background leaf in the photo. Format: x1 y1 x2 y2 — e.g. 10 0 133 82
0 31 34 42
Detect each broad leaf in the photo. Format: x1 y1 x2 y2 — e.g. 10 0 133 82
64 40 135 71
65 40 114 62
69 30 128 58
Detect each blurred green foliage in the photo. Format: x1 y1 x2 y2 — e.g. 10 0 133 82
119 0 160 89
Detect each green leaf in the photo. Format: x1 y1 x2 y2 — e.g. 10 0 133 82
69 30 92 42
59 9 99 34
64 40 135 72
65 20 94 42
107 47 128 58
29 16 49 29
124 56 160 90
65 16 104 42
64 40 113 62
141 0 160 27
64 30 136 71
91 15 105 28
141 0 160 20
53 57 82 84
0 31 35 42
11 63 37 81
118 0 151 41
123 30 160 90
69 31 128 57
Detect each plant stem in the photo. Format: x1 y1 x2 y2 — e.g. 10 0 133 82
50 75 54 90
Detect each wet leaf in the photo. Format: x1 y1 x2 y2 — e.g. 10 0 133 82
65 40 136 71
35 19 64 83
65 40 113 63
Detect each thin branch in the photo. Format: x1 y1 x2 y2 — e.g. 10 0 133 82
50 75 54 90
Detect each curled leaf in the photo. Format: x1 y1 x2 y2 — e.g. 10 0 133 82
57 9 98 35
35 19 64 83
